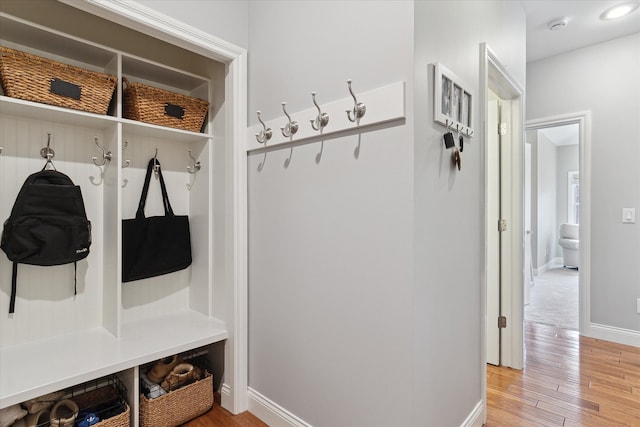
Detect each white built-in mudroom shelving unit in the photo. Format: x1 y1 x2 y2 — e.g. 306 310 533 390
0 0 246 423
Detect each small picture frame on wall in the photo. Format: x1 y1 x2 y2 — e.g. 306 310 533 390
441 75 452 117
462 91 471 127
433 62 474 137
453 84 462 123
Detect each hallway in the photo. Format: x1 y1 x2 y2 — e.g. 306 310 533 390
486 322 640 426
525 266 579 330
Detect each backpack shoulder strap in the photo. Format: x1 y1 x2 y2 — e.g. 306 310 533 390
9 262 17 315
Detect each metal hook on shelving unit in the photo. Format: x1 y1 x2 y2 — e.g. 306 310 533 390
153 148 160 176
255 111 272 144
345 79 366 123
280 102 299 139
122 141 130 168
92 137 112 167
310 92 329 131
41 133 56 170
187 149 201 174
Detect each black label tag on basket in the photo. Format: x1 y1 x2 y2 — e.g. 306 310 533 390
50 78 81 100
164 103 185 120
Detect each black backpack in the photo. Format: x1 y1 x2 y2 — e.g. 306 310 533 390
1 169 91 314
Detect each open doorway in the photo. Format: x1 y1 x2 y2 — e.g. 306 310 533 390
525 112 591 337
525 124 580 331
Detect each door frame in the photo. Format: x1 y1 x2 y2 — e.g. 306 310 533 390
480 43 524 422
525 112 592 336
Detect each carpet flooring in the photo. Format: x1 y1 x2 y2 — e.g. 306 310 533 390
524 266 578 330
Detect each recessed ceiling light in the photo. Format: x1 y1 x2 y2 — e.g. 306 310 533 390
600 2 639 20
548 17 569 31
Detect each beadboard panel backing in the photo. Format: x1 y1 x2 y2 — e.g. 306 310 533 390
0 115 106 345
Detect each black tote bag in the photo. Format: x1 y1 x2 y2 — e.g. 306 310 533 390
122 158 192 282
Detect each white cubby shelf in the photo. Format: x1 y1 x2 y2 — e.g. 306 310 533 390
0 311 227 409
0 1 245 419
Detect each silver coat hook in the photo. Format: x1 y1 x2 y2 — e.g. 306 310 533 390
40 133 55 161
310 92 329 131
153 148 160 176
122 141 130 168
345 79 366 122
187 149 201 174
92 137 112 167
446 119 454 131
255 111 272 144
280 102 299 139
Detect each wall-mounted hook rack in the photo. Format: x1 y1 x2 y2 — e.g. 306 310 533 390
187 149 201 174
345 79 366 123
247 81 405 153
92 137 112 167
255 111 273 144
122 141 130 168
310 92 329 131
434 62 474 138
280 102 299 139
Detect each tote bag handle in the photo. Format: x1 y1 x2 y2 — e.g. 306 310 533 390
136 158 175 219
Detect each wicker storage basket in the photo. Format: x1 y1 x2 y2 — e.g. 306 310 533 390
0 46 116 115
66 386 130 427
123 78 209 132
139 371 213 427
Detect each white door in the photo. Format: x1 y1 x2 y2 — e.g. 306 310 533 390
487 95 517 366
486 98 500 365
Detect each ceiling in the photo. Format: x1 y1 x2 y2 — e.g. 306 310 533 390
522 0 640 62
538 123 579 146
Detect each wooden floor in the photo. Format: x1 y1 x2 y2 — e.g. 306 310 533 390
183 321 640 426
183 394 267 427
487 322 640 426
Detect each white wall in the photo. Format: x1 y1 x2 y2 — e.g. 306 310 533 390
413 1 526 425
247 2 415 426
527 33 640 333
135 0 248 49
134 1 528 424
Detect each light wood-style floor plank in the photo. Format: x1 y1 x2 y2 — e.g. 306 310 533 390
183 393 268 427
486 322 640 427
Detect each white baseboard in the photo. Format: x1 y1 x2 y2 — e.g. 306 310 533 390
460 400 484 427
248 387 312 427
588 323 640 348
533 257 563 276
220 383 233 412
247 387 485 427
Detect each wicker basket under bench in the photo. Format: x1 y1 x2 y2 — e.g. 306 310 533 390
0 46 117 115
139 371 213 427
71 385 131 427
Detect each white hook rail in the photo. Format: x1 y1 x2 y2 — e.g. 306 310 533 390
247 80 405 152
